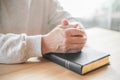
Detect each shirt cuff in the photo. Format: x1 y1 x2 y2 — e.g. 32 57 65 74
26 35 42 58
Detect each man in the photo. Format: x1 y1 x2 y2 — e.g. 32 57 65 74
0 0 87 64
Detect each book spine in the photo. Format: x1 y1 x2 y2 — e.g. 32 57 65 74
44 54 82 74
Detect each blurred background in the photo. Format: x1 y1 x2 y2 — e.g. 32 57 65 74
58 0 120 31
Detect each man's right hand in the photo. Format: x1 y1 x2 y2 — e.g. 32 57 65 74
42 19 87 55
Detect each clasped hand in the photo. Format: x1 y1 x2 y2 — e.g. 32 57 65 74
42 19 87 55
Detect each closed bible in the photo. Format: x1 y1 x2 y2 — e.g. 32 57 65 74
44 47 110 75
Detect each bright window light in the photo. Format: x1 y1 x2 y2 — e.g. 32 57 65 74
58 0 108 18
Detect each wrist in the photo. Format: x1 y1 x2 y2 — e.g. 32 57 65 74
41 35 50 55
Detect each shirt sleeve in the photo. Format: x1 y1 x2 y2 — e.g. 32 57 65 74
0 33 42 64
48 0 84 29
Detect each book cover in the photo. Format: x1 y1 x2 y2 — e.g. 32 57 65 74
43 46 110 75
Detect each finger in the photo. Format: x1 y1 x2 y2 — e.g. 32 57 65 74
62 19 69 26
61 20 80 29
71 44 84 50
66 43 84 50
67 37 86 44
67 49 80 53
65 43 85 53
73 24 78 28
65 28 86 37
70 22 79 28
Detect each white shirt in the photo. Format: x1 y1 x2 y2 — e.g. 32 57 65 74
0 0 82 64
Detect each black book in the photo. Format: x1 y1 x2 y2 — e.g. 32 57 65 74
43 46 110 75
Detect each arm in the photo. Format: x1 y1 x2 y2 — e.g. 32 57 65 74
0 33 42 64
0 0 86 64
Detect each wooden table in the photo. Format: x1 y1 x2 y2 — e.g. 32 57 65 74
0 28 120 80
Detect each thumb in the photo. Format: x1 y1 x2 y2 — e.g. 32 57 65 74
61 19 69 26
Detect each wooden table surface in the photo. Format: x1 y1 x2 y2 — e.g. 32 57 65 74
0 27 120 80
